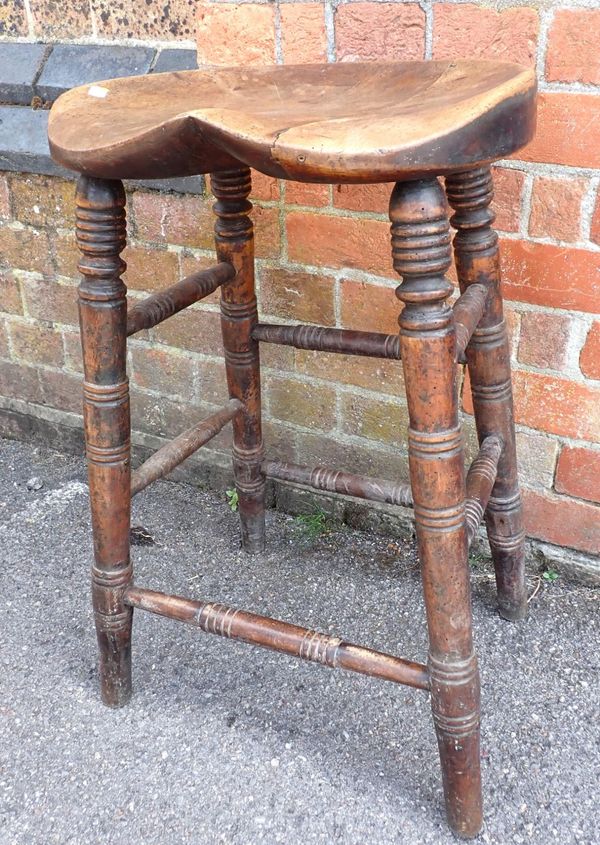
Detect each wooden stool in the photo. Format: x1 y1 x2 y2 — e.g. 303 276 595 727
48 61 536 838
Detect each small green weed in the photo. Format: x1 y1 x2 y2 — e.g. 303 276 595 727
226 488 239 512
294 508 330 539
542 568 559 583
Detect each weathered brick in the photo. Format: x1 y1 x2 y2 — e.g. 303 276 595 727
152 308 222 356
500 239 600 314
0 175 10 219
29 0 92 40
0 1 29 37
196 4 276 65
335 3 425 62
286 212 392 277
295 349 402 397
591 193 600 246
252 205 281 259
51 231 80 279
259 342 295 374
132 192 214 250
93 0 195 41
0 226 53 276
515 430 558 491
8 320 64 367
513 370 600 443
130 345 196 398
579 321 600 380
333 183 391 215
520 93 600 169
546 9 600 85
251 171 280 202
340 278 400 333
340 392 408 445
523 487 600 556
293 427 410 481
40 368 84 415
491 167 525 233
555 445 600 505
259 268 335 326
0 320 9 358
123 245 179 294
178 252 221 305
517 312 572 372
9 174 76 229
281 4 327 64
0 271 24 315
266 375 336 431
433 4 538 65
528 176 587 242
0 360 42 403
62 329 83 372
21 277 79 326
285 182 330 208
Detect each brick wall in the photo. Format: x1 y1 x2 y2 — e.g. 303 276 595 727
0 0 599 570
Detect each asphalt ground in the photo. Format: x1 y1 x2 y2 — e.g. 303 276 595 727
0 438 598 845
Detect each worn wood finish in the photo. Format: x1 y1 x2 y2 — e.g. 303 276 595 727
49 62 536 183
212 168 265 553
446 167 527 622
131 399 243 496
263 459 413 507
391 178 482 838
76 176 132 708
452 283 488 363
123 586 431 691
465 435 503 545
126 262 234 336
253 323 401 359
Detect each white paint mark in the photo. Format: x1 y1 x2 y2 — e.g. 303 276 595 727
88 85 109 99
0 481 88 538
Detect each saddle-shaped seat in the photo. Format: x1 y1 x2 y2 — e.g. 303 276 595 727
48 61 536 183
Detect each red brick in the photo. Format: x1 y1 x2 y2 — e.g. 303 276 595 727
8 320 64 367
130 345 196 398
152 308 222 356
528 177 587 242
555 446 600 505
591 194 600 246
491 167 525 233
93 0 194 40
252 205 281 259
513 370 600 443
333 183 391 214
580 322 600 380
335 3 425 62
0 320 8 358
286 211 392 277
296 349 402 397
517 312 572 372
266 374 336 431
339 278 399 333
251 171 280 202
285 182 330 208
132 192 214 250
259 268 335 325
546 10 600 85
0 175 10 219
520 93 600 169
0 271 24 315
281 4 327 64
21 277 80 326
340 392 409 445
40 369 83 415
122 245 179 294
178 252 222 305
500 239 600 314
433 4 538 65
196 4 275 65
0 226 52 276
522 487 600 555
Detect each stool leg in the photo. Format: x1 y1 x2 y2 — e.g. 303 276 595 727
211 168 265 553
391 178 482 838
445 167 527 622
76 176 132 707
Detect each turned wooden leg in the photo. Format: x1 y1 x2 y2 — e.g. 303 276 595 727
390 178 482 838
211 168 265 552
76 176 132 707
445 167 527 622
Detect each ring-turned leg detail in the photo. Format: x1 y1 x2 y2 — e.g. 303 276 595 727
211 168 265 553
390 178 482 839
445 167 527 622
76 176 132 707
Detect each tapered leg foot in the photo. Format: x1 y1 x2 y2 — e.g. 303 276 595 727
76 175 133 707
446 167 527 622
390 178 483 837
211 168 265 554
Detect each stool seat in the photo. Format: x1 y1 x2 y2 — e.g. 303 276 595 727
48 60 536 183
